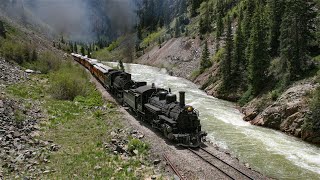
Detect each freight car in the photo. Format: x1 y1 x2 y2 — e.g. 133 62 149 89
71 53 206 147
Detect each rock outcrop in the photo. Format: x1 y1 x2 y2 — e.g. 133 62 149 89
243 80 320 143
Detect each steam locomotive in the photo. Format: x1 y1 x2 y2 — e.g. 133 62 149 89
71 53 207 147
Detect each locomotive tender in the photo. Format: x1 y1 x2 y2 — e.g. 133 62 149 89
71 53 206 147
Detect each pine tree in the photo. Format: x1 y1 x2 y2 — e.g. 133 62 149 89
279 0 316 81
221 15 233 90
81 46 85 56
215 0 224 38
267 0 285 57
216 12 223 38
174 19 180 37
74 42 78 53
232 11 245 88
137 25 142 40
247 5 270 95
158 38 162 48
0 20 6 38
88 48 91 58
200 41 212 72
31 49 37 61
118 60 125 72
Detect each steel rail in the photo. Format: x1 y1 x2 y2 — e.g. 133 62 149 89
188 148 235 180
199 147 253 180
163 154 186 180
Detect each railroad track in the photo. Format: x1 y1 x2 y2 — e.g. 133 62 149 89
188 147 254 180
163 154 186 180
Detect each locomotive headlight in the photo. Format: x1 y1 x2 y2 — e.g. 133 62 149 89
187 106 193 112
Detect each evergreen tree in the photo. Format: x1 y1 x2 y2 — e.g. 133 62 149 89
179 0 187 15
247 5 270 95
216 12 223 38
118 60 125 72
221 15 233 90
137 25 142 40
279 0 316 81
215 0 224 38
174 19 180 37
74 42 78 53
0 20 6 38
191 0 202 17
200 41 212 72
158 38 162 48
61 35 65 44
31 49 37 61
80 46 85 56
267 0 285 57
88 48 91 58
232 12 245 87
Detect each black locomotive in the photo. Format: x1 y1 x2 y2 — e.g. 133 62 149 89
71 53 206 147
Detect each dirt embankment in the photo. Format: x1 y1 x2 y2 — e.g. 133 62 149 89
136 37 205 79
136 37 320 144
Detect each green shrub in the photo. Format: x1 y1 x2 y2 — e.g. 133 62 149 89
50 65 89 101
270 90 280 101
303 87 320 131
127 138 149 155
238 87 254 106
212 48 225 62
25 51 61 73
0 40 31 64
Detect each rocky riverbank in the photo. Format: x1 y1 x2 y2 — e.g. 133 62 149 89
242 79 320 144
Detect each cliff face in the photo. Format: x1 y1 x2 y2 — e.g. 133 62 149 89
242 79 320 144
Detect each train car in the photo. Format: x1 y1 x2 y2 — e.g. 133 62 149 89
123 85 165 117
92 64 108 84
124 84 206 147
146 91 206 147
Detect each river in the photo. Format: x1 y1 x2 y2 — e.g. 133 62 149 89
106 62 320 179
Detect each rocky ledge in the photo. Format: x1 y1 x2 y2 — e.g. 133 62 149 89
243 80 320 144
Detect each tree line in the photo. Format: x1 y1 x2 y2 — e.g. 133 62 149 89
198 0 317 102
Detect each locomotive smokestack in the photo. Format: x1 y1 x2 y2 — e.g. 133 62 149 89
179 91 185 107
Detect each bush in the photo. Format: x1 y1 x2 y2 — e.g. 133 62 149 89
28 51 61 73
211 48 225 62
238 87 254 106
303 87 320 131
127 138 149 155
50 64 89 100
270 90 280 101
0 40 32 64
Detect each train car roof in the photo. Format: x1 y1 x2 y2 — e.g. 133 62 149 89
135 86 155 94
93 64 108 74
95 63 112 71
134 85 168 94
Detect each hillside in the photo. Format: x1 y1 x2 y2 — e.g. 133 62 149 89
93 0 320 144
0 9 162 179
